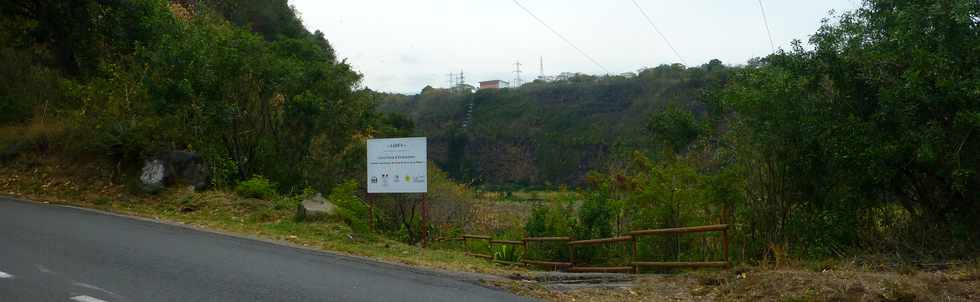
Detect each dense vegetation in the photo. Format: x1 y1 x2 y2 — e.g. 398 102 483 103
0 0 408 193
390 0 980 260
710 0 979 258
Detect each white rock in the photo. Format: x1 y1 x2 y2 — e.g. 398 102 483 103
139 159 166 192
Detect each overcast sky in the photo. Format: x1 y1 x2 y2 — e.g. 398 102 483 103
290 0 860 94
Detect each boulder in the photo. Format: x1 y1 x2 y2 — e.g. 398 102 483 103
162 151 210 190
295 193 338 221
138 151 210 193
139 159 167 193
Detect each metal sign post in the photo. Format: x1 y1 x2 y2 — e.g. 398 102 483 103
421 193 428 248
366 137 428 246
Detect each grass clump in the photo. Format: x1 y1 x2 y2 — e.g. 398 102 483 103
235 175 277 200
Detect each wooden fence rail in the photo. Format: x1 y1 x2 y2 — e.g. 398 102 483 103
461 235 493 259
629 224 730 270
568 235 636 273
567 236 633 246
456 223 731 273
521 236 572 269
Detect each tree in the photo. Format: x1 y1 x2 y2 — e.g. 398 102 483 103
807 0 980 240
719 0 980 255
647 104 701 153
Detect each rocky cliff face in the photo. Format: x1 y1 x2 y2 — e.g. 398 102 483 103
380 65 727 189
428 136 612 188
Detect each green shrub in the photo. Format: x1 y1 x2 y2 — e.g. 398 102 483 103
492 244 521 262
235 175 277 200
575 191 615 240
525 194 577 237
524 194 577 261
492 226 526 262
327 180 371 234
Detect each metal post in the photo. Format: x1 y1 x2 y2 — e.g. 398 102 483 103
421 193 428 248
367 194 375 232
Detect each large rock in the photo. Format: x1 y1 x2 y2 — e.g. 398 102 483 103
139 151 210 193
295 193 337 221
139 159 167 193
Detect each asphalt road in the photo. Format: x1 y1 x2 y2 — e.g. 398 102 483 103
0 197 534 302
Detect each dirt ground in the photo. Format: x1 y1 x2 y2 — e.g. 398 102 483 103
490 264 980 302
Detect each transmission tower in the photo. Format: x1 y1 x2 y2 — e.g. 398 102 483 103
458 70 465 86
538 56 545 80
513 60 523 87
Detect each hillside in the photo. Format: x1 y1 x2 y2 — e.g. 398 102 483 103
0 0 408 193
379 62 730 188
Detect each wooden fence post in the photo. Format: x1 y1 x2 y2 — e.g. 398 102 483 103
522 239 529 267
568 244 575 266
632 237 639 273
722 228 730 268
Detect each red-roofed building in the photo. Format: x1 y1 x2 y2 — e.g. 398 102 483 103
479 80 509 89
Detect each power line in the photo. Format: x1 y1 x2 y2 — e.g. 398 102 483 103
511 0 610 74
629 0 686 65
757 0 776 52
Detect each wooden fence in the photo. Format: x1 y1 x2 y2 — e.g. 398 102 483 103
439 224 731 273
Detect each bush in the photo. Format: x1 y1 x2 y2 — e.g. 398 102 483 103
369 163 471 244
235 175 277 200
524 194 577 261
328 180 371 234
525 196 576 237
492 226 526 262
492 244 521 262
575 191 615 240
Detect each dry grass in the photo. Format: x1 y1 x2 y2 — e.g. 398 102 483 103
479 190 573 202
467 199 535 234
0 117 66 148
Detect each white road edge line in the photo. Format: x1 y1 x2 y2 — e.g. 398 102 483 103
70 295 107 302
0 270 12 278
72 282 121 297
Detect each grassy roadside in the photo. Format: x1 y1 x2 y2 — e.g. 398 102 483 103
0 152 524 277
2 152 978 301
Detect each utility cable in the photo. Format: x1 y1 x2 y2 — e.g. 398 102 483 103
511 0 610 74
757 0 776 52
630 0 686 65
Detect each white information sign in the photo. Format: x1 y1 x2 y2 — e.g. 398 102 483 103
366 137 427 193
